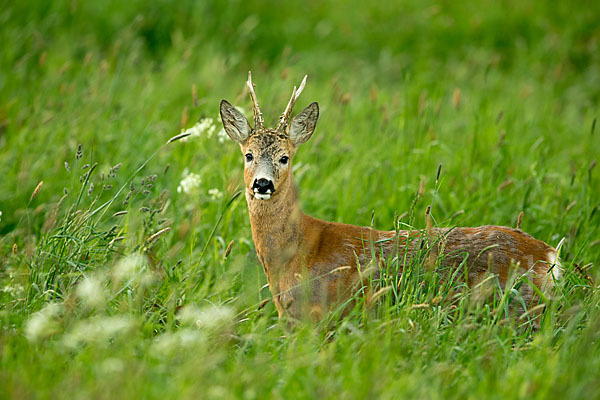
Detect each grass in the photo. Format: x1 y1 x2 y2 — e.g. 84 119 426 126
0 0 599 398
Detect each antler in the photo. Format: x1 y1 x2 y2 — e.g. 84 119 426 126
246 71 264 129
277 75 308 132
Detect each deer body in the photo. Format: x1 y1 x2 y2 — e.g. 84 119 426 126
221 73 560 321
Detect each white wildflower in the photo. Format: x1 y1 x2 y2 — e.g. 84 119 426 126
151 329 205 356
76 275 105 309
202 118 217 138
208 387 228 398
217 128 229 143
2 284 24 297
208 188 223 200
101 358 125 374
179 118 217 142
0 211 3 222
177 168 202 195
62 315 134 348
112 253 144 283
151 333 178 355
24 302 63 342
177 304 203 326
178 304 233 330
195 305 234 329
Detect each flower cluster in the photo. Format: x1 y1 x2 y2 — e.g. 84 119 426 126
76 275 105 309
62 315 135 349
177 116 233 144
177 168 202 195
179 118 217 142
216 128 229 143
2 283 24 297
24 303 63 342
208 188 223 200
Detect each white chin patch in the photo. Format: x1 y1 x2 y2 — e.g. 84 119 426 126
254 193 272 200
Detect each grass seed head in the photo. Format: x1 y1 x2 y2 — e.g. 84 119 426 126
418 175 426 197
167 132 191 143
516 211 524 230
30 181 43 202
368 286 392 307
224 240 234 258
452 88 461 110
147 227 171 243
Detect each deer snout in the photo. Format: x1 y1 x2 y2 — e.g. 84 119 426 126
253 178 275 195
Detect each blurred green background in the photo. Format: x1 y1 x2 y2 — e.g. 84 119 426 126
1 0 599 398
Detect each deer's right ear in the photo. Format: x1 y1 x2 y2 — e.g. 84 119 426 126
220 100 252 144
289 102 319 146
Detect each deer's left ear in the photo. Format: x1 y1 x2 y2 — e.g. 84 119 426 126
289 102 319 146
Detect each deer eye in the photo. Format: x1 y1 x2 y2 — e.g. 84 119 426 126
245 153 253 162
279 156 289 165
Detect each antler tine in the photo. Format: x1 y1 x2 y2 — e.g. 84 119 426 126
277 75 308 132
246 71 264 129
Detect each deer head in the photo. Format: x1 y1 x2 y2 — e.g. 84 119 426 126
220 72 319 201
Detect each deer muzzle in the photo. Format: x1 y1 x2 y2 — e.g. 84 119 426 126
252 178 275 200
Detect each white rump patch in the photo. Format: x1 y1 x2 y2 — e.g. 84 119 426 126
547 250 562 280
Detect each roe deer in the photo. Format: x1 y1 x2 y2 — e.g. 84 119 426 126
220 72 561 321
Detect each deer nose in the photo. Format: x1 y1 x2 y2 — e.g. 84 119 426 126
253 178 275 194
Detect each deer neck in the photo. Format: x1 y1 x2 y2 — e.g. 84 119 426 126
246 177 303 276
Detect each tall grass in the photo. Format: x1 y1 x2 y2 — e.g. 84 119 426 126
1 0 599 398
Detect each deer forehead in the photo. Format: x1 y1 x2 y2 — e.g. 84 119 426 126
244 132 294 157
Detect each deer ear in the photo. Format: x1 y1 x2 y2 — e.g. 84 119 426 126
220 100 251 144
289 102 319 145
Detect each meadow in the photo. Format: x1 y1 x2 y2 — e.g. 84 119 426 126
1 0 599 398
